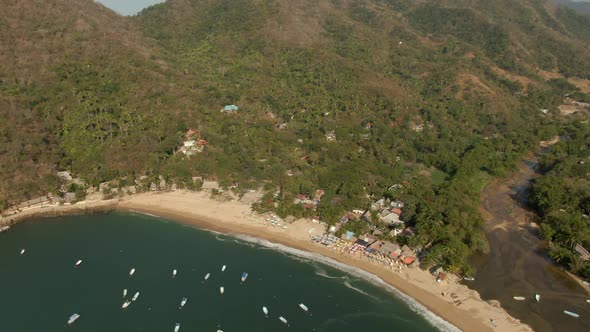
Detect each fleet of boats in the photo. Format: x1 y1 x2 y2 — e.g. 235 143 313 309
67 313 80 325
511 293 584 319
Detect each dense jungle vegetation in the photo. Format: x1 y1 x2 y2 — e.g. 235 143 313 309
1 0 589 274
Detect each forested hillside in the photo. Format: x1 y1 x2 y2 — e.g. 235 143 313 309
1 0 589 273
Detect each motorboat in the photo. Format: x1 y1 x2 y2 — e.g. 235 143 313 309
299 303 309 312
563 310 579 318
67 313 80 325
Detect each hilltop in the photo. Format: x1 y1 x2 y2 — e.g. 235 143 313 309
1 0 589 273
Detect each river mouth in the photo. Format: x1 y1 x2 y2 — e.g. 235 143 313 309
469 155 590 332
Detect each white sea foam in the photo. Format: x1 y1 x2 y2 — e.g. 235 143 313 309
231 234 461 332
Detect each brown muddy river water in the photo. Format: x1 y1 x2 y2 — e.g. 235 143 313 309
469 156 590 332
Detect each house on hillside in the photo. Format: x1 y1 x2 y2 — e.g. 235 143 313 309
221 105 239 113
325 130 336 142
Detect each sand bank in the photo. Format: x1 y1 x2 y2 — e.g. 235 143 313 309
118 190 533 332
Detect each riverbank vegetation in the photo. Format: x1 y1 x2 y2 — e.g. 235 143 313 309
530 122 590 279
1 0 590 274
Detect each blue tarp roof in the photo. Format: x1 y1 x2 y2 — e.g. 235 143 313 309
223 105 239 111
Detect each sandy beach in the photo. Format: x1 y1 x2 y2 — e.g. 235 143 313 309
0 189 534 331
113 190 534 332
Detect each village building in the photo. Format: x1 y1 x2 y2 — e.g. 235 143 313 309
220 104 239 113
325 130 336 142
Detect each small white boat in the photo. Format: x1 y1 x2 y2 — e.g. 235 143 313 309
204 273 210 281
220 286 224 294
241 272 248 282
174 323 180 332
299 303 309 312
20 249 25 255
222 265 226 272
75 259 83 267
563 310 579 318
123 289 127 297
132 292 139 301
279 316 288 325
463 276 475 281
262 306 268 317
216 330 224 332
180 297 187 309
535 294 540 302
129 268 136 277
173 269 177 277
67 313 80 325
122 301 131 309
586 299 590 304
513 296 526 301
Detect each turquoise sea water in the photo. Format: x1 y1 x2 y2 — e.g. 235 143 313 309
0 212 450 332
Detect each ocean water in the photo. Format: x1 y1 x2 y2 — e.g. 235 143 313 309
0 212 451 332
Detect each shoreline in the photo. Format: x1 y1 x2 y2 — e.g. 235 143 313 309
1 190 533 332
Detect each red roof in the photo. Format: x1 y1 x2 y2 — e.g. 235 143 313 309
402 256 415 265
391 208 402 215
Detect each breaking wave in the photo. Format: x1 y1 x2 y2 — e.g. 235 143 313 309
230 233 461 332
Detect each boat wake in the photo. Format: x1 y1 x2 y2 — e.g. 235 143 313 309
343 281 381 302
232 234 461 332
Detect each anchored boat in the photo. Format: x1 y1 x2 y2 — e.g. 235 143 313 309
279 316 288 325
132 292 139 301
174 323 180 332
563 310 579 318
241 272 248 282
67 313 80 325
122 301 131 309
220 287 224 294
129 268 136 277
123 289 127 297
204 273 210 281
513 296 526 301
75 259 83 267
299 303 309 312
20 249 25 255
222 265 226 272
173 269 177 277
180 297 187 309
262 306 268 317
